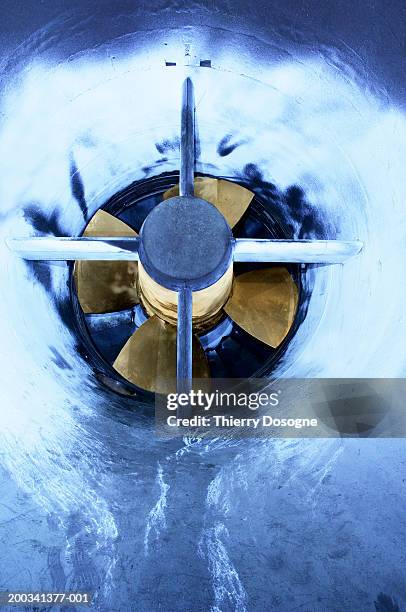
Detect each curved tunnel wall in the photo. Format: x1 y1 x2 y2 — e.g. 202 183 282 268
0 3 405 609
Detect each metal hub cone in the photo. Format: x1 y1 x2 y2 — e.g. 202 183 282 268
138 195 233 291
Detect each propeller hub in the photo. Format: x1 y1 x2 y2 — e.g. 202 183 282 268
139 195 233 291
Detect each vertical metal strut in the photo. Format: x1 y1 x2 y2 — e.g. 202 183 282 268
177 77 195 395
179 77 195 197
177 286 193 394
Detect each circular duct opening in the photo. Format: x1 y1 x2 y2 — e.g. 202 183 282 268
70 172 304 398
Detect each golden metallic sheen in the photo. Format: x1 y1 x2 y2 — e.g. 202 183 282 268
164 177 254 228
113 316 210 394
138 261 234 331
74 210 139 314
224 267 298 348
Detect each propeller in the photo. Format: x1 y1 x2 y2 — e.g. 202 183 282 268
73 186 298 391
224 267 298 348
112 315 210 394
73 210 139 313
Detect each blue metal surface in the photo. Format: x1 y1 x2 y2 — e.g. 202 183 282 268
6 237 140 260
0 2 405 611
139 195 233 290
179 77 195 198
233 238 363 263
176 286 193 393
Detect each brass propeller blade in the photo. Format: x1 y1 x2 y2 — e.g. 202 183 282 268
74 210 139 314
224 267 298 348
164 177 254 228
113 316 211 394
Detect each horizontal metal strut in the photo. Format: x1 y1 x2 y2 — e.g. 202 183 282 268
5 237 140 260
6 237 363 264
233 239 363 263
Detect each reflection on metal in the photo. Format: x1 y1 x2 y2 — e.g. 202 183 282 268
8 235 362 265
224 267 298 348
74 210 139 314
180 77 195 198
138 261 233 330
164 177 254 228
234 238 363 263
6 236 140 260
113 315 210 394
177 286 193 393
81 210 136 237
